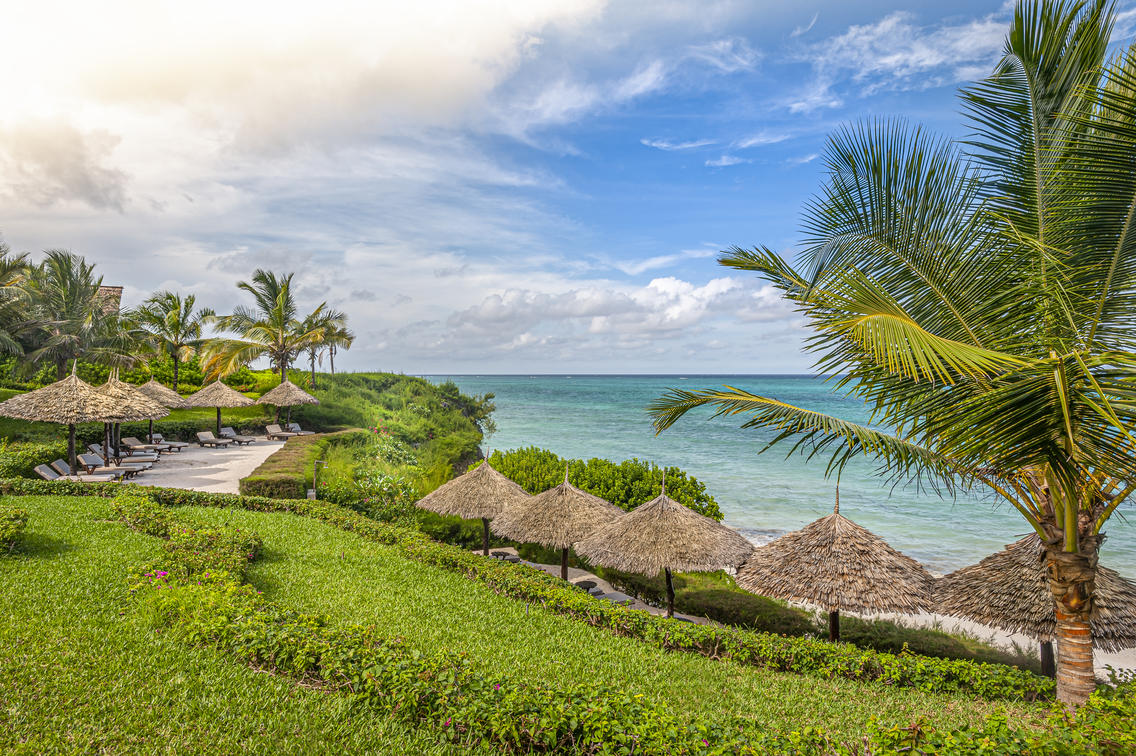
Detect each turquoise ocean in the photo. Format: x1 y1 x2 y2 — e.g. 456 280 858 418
423 375 1136 576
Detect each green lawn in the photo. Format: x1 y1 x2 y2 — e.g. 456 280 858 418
0 496 484 755
188 505 1048 740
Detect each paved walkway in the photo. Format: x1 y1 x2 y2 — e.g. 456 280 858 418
134 437 285 493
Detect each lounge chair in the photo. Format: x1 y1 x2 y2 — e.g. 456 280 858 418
85 444 155 468
36 463 115 484
286 422 316 435
265 424 297 440
151 434 189 450
56 457 136 480
78 453 146 479
220 427 255 445
122 436 172 453
196 431 234 448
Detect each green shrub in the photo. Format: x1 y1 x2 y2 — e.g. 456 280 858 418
163 524 262 581
112 490 175 537
486 447 723 520
239 473 308 500
239 430 369 498
0 440 68 478
0 504 28 550
8 478 1047 703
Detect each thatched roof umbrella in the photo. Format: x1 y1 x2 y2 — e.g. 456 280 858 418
416 459 532 555
136 379 189 443
186 381 255 436
735 490 934 641
96 373 171 462
492 465 624 580
0 369 133 471
255 379 318 424
575 476 753 617
937 535 1136 677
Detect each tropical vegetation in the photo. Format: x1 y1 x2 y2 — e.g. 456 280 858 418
650 0 1136 707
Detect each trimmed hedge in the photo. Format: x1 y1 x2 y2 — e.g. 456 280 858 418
239 430 370 499
0 504 28 550
0 440 68 478
5 478 1053 703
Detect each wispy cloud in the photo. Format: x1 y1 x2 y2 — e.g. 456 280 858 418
610 247 718 275
705 154 748 167
640 137 716 151
686 37 762 72
734 131 789 148
791 13 818 38
786 153 819 165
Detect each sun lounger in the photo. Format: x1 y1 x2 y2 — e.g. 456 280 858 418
265 424 297 440
36 464 115 484
122 436 172 453
56 457 135 480
85 444 156 468
196 431 234 447
286 422 315 435
220 427 255 445
78 453 146 479
597 591 635 606
151 434 189 450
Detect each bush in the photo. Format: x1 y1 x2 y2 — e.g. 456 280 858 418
6 478 1048 703
113 491 175 537
239 430 370 499
0 440 68 478
0 504 28 550
485 447 723 520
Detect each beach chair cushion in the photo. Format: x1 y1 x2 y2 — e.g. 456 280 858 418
265 424 297 440
220 427 256 444
123 436 171 452
34 464 60 481
151 434 189 449
196 431 233 447
286 423 315 435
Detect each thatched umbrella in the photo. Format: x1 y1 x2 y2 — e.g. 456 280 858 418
492 465 624 580
575 476 753 617
96 373 170 460
416 459 531 555
136 378 189 442
0 369 130 471
735 490 934 641
937 535 1136 677
186 381 255 436
256 379 319 424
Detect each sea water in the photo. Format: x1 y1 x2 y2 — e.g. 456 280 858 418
423 374 1136 576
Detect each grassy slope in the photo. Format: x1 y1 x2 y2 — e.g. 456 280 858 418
189 505 1047 741
0 495 483 755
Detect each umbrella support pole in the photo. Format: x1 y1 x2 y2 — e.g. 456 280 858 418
148 419 154 444
828 610 840 642
665 568 675 619
1040 640 1056 678
102 424 111 467
481 518 490 556
67 424 77 472
561 548 569 580
216 407 221 437
287 406 292 424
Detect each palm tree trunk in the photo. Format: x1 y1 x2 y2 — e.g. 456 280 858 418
1045 536 1101 707
310 351 316 390
172 356 179 391
329 345 336 375
56 359 66 382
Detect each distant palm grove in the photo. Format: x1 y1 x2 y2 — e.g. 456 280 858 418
0 244 354 393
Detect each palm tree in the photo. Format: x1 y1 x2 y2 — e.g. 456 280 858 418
21 250 138 379
134 291 214 390
0 243 30 356
298 306 350 389
202 269 326 381
321 320 354 376
649 0 1135 707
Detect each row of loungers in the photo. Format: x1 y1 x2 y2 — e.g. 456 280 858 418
35 435 183 483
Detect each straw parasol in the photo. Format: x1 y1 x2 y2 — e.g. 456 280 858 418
937 535 1136 676
491 465 624 580
735 489 934 641
186 381 255 436
575 475 753 617
96 372 171 462
256 379 319 424
0 368 133 471
416 459 532 555
136 378 189 443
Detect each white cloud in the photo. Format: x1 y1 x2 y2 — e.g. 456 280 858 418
791 13 819 38
734 131 790 148
609 247 718 275
705 154 748 167
685 37 762 72
786 152 819 165
641 137 716 151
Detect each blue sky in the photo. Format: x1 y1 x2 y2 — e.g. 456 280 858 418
2 1 1135 373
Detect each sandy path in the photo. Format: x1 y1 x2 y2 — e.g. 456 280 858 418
134 438 286 494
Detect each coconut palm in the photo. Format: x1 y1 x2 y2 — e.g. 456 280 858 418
202 269 327 381
649 0 1135 707
21 250 139 379
299 305 347 389
321 320 354 376
134 291 214 390
0 243 30 356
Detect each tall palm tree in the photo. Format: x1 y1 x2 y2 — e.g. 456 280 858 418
649 0 1135 707
134 291 214 390
0 243 30 356
321 320 354 376
202 269 326 381
299 306 349 389
21 250 138 379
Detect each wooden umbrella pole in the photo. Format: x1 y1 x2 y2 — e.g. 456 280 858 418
665 568 675 619
481 517 490 556
216 407 221 437
102 424 111 466
828 609 840 642
561 548 569 580
67 424 77 472
1040 640 1056 679
148 419 154 444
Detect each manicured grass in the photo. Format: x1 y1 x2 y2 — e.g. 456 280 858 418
190 505 1049 740
0 496 484 755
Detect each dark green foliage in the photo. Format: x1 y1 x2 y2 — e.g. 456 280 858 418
239 430 370 499
486 446 723 520
0 440 68 478
8 478 1049 702
112 491 175 537
0 504 27 550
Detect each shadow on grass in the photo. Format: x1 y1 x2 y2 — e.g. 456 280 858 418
7 532 73 559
